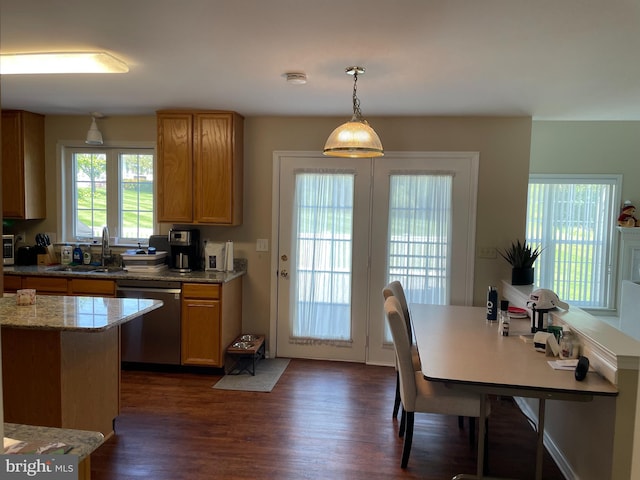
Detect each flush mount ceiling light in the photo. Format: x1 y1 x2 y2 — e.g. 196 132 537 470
0 51 129 74
86 113 104 145
285 72 308 85
323 66 383 158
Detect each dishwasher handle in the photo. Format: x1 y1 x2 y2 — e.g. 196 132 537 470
116 286 182 295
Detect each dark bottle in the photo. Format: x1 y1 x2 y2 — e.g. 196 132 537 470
486 286 498 321
72 244 83 264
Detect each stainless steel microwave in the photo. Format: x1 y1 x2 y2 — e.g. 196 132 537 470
3 235 15 265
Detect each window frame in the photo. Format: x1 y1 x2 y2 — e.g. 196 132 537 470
526 173 622 312
59 141 157 246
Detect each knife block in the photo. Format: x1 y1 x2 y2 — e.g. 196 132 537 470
37 245 57 265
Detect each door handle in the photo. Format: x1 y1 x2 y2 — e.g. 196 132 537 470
280 269 289 278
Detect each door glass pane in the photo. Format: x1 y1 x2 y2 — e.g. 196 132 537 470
73 152 107 238
387 174 453 305
291 172 354 342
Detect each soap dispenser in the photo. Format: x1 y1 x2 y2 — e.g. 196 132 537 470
72 244 83 264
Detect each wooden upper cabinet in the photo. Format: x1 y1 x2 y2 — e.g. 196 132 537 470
157 113 193 223
156 110 243 225
1 110 46 219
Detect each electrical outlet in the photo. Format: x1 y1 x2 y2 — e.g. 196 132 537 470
15 232 27 244
478 246 497 259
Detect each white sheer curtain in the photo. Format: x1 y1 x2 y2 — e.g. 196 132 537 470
387 174 453 306
290 171 354 344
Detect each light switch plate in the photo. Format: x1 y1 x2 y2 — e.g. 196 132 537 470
256 239 269 252
478 246 497 259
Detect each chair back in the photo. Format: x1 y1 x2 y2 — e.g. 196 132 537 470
384 296 417 410
383 281 413 344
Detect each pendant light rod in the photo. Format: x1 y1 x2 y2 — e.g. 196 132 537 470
347 66 365 121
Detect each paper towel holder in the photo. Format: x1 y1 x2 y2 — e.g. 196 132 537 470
224 240 234 272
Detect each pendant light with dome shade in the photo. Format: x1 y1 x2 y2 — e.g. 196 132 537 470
85 113 104 145
323 66 384 158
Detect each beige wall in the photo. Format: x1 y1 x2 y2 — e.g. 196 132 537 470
11 114 532 341
530 120 640 202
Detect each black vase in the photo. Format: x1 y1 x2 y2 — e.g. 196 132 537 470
512 267 534 286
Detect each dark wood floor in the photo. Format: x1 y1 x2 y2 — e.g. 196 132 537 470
91 359 565 480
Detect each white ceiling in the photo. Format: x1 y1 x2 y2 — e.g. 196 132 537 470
2 0 640 120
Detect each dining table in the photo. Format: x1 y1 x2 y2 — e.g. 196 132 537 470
410 303 618 480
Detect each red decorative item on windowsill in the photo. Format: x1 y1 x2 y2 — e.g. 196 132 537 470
617 200 638 227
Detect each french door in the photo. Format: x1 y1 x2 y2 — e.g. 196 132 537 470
272 151 478 364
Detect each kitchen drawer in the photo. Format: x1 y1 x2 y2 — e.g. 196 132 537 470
182 283 220 299
4 275 22 292
22 276 68 294
69 278 116 297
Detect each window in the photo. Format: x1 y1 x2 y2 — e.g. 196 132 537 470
526 174 621 310
62 146 155 243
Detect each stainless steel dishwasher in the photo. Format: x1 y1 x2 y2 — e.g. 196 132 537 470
117 279 182 365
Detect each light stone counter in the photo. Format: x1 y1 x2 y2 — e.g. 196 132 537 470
4 423 105 480
4 423 104 461
0 294 163 331
4 258 247 284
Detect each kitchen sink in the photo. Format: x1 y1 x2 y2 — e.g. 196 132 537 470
87 267 126 274
47 265 125 274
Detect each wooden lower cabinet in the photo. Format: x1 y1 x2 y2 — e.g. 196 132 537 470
2 326 120 438
68 278 116 297
22 276 68 294
3 275 116 297
3 275 22 292
181 278 242 367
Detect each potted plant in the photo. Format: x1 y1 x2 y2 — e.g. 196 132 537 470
499 239 542 285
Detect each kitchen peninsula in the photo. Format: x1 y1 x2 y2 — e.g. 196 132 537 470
0 294 162 438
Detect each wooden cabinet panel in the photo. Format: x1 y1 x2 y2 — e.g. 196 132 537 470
156 110 243 225
182 282 219 299
181 298 221 366
194 113 243 224
14 276 117 297
180 280 241 367
157 113 193 222
22 276 68 294
3 275 22 292
68 278 116 297
1 110 46 219
2 327 119 437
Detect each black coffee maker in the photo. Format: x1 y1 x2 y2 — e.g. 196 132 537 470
169 229 200 272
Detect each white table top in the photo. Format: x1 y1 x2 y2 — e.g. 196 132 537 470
411 304 618 399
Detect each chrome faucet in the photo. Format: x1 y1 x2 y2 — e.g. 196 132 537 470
101 226 110 266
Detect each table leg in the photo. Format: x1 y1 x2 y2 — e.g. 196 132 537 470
535 398 546 480
453 394 489 480
477 394 487 477
452 394 512 480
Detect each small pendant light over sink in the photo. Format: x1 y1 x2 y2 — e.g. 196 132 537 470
323 66 384 158
85 112 104 145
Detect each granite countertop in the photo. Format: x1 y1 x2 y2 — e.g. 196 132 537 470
0 295 163 331
4 423 104 461
4 258 247 284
